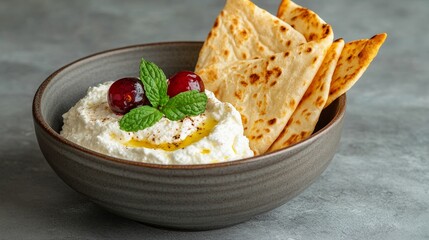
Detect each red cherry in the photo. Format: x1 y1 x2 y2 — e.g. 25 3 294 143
167 71 205 97
107 77 147 114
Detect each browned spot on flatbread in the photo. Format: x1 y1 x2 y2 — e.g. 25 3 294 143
280 26 287 32
305 111 311 117
249 73 260 84
242 53 247 58
289 99 296 109
213 18 219 28
273 67 282 77
265 70 273 79
241 115 248 125
286 40 291 47
323 24 330 37
270 55 276 61
283 134 299 146
234 90 243 100
312 56 318 63
223 50 229 56
284 51 290 57
256 134 263 140
268 118 277 125
232 18 238 25
315 96 324 107
240 81 248 87
240 29 249 40
270 81 277 87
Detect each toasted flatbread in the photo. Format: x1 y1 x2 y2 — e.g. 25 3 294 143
196 0 320 72
325 33 387 107
277 0 333 44
196 0 334 154
268 39 345 152
198 42 328 155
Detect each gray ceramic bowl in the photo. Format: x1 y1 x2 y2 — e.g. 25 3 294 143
33 42 346 230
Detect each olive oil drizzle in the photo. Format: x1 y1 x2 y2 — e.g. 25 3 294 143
124 118 218 151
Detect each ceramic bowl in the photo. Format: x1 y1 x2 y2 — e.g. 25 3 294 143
33 42 346 230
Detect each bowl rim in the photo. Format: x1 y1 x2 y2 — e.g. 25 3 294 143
33 41 346 170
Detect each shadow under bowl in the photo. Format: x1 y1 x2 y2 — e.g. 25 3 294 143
33 42 346 230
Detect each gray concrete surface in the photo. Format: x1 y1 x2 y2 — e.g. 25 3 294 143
1 0 428 239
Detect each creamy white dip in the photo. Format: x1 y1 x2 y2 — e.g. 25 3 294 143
60 81 254 164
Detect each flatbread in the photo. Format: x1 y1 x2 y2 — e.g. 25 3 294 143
196 0 316 72
268 39 345 152
277 0 333 44
198 42 327 155
196 0 334 154
325 33 387 107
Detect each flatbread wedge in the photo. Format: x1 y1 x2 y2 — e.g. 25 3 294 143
277 0 332 44
198 42 327 155
268 38 345 152
195 0 306 72
325 33 387 107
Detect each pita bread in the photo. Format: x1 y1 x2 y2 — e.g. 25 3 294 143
325 33 387 107
268 39 345 152
196 0 334 154
198 42 327 155
195 0 324 72
277 0 333 44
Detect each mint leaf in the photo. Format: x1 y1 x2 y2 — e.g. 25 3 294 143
139 58 169 108
119 106 164 132
161 91 208 121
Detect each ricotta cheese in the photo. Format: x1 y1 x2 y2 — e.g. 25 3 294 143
60 82 254 164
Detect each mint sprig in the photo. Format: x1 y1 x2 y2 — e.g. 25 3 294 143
162 90 208 121
119 106 163 132
119 58 208 132
139 60 169 108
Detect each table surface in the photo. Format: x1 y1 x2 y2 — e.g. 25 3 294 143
1 0 428 239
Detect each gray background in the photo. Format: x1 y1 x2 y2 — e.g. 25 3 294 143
1 0 428 239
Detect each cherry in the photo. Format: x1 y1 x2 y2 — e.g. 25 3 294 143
108 77 147 114
167 71 205 97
